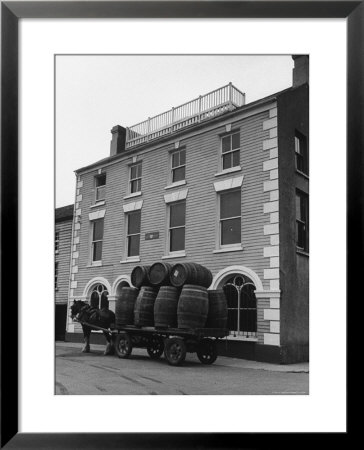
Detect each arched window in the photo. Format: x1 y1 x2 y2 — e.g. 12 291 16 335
223 274 257 338
89 283 109 309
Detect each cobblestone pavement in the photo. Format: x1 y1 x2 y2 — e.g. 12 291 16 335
56 342 309 395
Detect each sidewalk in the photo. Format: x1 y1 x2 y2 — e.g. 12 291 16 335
56 341 309 373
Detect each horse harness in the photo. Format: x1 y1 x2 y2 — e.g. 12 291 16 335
78 304 100 323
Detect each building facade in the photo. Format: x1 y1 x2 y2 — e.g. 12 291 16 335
55 204 74 340
66 56 309 363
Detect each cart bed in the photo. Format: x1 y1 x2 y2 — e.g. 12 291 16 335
112 325 229 339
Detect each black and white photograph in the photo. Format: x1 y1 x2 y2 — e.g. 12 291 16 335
55 54 309 395
2 1 355 443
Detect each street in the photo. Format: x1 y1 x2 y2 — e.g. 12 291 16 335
56 342 309 395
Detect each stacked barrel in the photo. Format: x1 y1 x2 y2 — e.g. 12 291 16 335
114 265 155 328
131 264 160 327
169 262 212 289
149 262 179 328
115 287 139 328
114 261 228 330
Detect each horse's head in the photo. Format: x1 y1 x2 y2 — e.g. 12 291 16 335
70 300 87 321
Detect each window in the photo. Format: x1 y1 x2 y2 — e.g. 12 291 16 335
221 132 240 170
90 283 109 309
91 219 104 262
169 200 186 253
55 262 59 290
296 190 309 252
171 149 186 183
223 275 257 338
55 231 60 253
295 131 308 175
95 173 106 202
220 190 241 246
130 163 142 193
126 211 141 257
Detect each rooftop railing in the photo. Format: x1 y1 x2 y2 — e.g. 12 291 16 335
125 83 245 148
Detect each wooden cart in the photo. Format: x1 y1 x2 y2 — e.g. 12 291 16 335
112 325 229 366
79 320 228 366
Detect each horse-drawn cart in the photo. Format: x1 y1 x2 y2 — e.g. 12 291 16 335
112 326 229 366
79 321 228 366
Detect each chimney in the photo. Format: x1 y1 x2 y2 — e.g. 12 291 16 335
110 125 126 156
292 55 309 87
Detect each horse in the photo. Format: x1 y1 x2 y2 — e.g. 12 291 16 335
70 300 116 355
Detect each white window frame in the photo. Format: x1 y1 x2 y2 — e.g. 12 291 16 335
218 188 242 250
220 131 241 172
95 173 106 203
295 130 308 175
296 189 309 252
167 200 186 257
90 283 109 309
170 148 186 184
223 275 257 338
55 231 60 254
90 218 104 265
129 162 142 194
126 210 141 260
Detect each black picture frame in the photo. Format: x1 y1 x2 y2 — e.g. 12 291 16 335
1 1 360 448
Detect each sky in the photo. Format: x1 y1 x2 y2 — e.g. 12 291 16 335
56 55 294 207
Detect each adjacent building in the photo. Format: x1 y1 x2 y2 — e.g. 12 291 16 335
65 56 309 363
55 204 74 340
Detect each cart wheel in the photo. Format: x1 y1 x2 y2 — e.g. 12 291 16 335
147 335 165 360
164 337 186 366
196 338 218 365
114 333 132 358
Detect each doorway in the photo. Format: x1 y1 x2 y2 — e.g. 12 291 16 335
55 304 68 341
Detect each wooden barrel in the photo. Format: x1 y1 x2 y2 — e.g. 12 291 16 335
205 289 228 329
148 262 173 287
131 265 151 288
115 287 139 327
134 286 158 327
170 263 212 288
177 284 209 329
154 286 179 328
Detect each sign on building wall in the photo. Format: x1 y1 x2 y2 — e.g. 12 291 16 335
145 232 159 240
